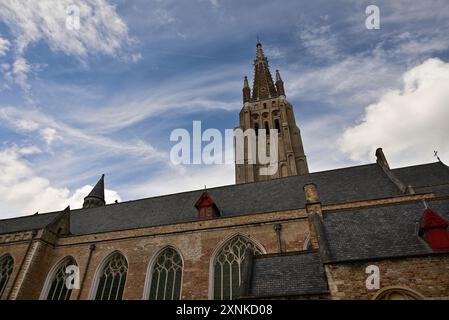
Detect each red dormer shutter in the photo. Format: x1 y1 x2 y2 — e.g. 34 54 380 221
194 192 220 220
419 208 449 251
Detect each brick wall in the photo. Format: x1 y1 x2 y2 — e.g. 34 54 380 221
0 209 309 300
325 255 449 299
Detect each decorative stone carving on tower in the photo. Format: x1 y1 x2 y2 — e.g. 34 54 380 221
235 42 309 184
83 174 106 208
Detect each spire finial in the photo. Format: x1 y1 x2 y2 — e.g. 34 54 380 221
275 69 282 81
434 150 441 162
243 76 249 88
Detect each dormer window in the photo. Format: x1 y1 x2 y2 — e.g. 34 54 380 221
194 192 220 220
419 207 449 251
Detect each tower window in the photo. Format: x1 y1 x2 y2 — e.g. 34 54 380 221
274 119 280 133
265 122 269 134
254 123 259 136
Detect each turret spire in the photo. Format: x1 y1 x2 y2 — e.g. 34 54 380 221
275 69 285 97
242 76 251 103
83 174 106 209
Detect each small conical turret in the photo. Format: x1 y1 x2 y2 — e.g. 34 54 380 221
83 174 106 209
243 76 251 103
275 69 285 97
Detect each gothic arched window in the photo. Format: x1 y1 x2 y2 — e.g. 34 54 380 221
94 252 128 300
372 286 426 300
212 235 263 300
148 247 183 300
0 254 14 298
274 119 280 133
45 257 77 300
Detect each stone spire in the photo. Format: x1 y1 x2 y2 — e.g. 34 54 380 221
252 42 278 100
83 174 106 209
242 76 251 103
235 42 309 184
275 69 285 97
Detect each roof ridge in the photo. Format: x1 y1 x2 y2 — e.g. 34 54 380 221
0 210 60 223
2 161 441 222
67 162 379 209
391 161 441 171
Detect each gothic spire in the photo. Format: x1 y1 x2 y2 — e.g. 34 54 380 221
252 42 277 100
83 174 106 209
242 76 251 103
275 69 285 97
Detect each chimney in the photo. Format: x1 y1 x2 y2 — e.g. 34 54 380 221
375 148 390 169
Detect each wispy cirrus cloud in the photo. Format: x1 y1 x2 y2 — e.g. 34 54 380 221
0 0 136 92
0 106 167 161
0 37 10 56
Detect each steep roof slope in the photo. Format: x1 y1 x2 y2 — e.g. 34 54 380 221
322 199 449 262
0 161 447 236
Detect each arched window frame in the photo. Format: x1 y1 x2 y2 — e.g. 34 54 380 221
88 251 128 300
143 245 184 300
208 233 266 300
372 286 426 300
274 118 281 134
39 256 77 300
0 254 14 299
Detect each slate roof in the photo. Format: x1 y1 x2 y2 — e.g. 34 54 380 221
0 161 447 236
321 199 449 262
393 162 449 196
247 251 328 298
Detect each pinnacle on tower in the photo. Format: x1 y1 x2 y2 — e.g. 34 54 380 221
243 76 251 103
83 174 106 209
275 69 285 97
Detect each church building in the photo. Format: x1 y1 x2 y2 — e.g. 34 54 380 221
1 43 449 300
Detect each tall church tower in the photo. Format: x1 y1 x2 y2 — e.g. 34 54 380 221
235 42 309 184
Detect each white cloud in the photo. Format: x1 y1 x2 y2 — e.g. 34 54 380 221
18 146 42 155
286 51 402 109
339 58 449 168
0 37 10 56
12 57 31 91
0 0 136 91
0 0 131 58
298 22 340 60
0 148 122 219
40 127 58 145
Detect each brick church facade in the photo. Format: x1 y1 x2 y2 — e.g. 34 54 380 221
1 43 449 300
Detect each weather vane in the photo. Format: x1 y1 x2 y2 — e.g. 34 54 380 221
434 150 441 162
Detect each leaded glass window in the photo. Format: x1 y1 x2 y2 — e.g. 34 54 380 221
0 254 13 298
213 236 262 300
95 252 128 300
46 257 77 300
149 247 183 300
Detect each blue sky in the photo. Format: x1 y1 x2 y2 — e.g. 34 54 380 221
1 0 449 218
